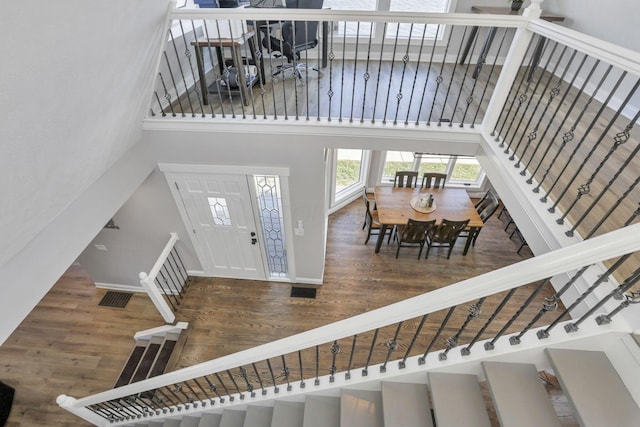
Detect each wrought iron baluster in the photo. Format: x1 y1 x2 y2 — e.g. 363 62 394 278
163 385 186 410
266 359 279 393
550 72 632 215
448 25 479 127
88 403 115 421
181 381 201 407
215 372 233 401
226 369 243 400
392 25 414 125
130 394 158 416
170 248 189 289
463 290 517 355
154 387 177 411
510 41 560 165
261 20 278 119
152 91 166 117
249 30 267 119
154 276 177 311
169 25 196 117
427 25 455 125
485 279 551 350
104 400 135 420
414 24 440 126
537 63 612 200
419 306 456 364
239 366 255 398
329 340 340 382
163 51 186 117
521 47 577 174
404 24 428 125
165 257 184 298
382 23 402 124
381 322 403 372
314 345 320 386
346 335 357 379
175 383 195 409
251 362 267 395
471 27 508 128
159 268 181 307
362 328 379 376
203 375 224 403
192 377 213 405
371 23 388 123
569 267 640 331
280 355 292 391
596 290 640 325
201 21 225 118
123 396 146 418
326 23 335 121
359 22 374 123
297 350 305 388
238 30 258 119
338 20 348 122
179 20 205 117
440 299 485 360
400 315 427 368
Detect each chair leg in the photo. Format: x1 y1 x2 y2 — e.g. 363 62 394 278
446 245 454 259
395 244 401 259
365 229 371 244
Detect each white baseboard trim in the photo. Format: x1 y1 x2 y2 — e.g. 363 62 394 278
94 282 145 293
294 277 324 285
186 270 206 277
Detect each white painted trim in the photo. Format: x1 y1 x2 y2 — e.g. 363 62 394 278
186 269 206 276
134 322 189 341
293 277 324 285
158 163 290 177
94 282 145 293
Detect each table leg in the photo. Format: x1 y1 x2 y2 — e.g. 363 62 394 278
463 227 480 256
459 25 479 65
194 46 209 106
374 224 388 254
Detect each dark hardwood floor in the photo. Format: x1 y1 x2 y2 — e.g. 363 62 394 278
0 197 558 426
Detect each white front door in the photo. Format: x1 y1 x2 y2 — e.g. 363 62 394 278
170 173 266 280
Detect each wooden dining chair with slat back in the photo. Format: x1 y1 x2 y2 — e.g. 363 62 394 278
460 189 500 248
362 190 391 244
395 218 437 259
425 218 470 259
394 171 419 188
421 172 447 189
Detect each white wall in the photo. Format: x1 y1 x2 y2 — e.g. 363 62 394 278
0 0 172 344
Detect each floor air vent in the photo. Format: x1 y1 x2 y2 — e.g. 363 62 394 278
290 287 317 299
99 291 133 308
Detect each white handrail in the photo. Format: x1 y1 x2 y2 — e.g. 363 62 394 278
138 232 180 323
64 223 640 408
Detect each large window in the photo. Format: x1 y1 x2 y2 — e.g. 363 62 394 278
331 149 370 209
381 151 485 187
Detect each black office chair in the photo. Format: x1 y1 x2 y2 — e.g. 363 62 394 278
271 0 324 81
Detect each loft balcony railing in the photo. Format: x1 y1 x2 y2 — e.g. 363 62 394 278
58 225 640 425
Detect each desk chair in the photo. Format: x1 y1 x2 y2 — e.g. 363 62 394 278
271 0 324 81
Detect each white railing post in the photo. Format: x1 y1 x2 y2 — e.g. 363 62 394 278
56 394 106 426
481 0 544 133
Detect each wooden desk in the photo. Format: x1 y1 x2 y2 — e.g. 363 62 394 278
461 6 565 79
192 31 261 106
373 187 483 255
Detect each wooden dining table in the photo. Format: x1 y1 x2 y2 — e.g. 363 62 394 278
373 186 484 255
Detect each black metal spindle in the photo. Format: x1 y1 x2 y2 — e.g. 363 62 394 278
382 23 402 124
201 21 225 117
153 91 167 117
457 23 484 127
280 355 292 391
485 279 551 350
123 396 146 418
447 26 478 127
163 385 186 410
415 24 440 125
440 299 485 360
88 403 115 421
400 315 427 368
163 51 186 117
170 248 189 289
519 46 574 172
381 322 403 372
164 258 184 298
427 24 455 125
195 19 216 118
154 276 177 311
349 23 361 123
226 369 243 399
158 268 181 306
315 18 322 121
104 400 135 420
314 345 320 385
175 383 193 409
169 26 196 116
346 334 357 379
154 387 177 411
393 24 415 125
179 20 205 117
463 289 517 355
510 42 560 165
215 372 233 401
404 24 428 125
329 340 340 382
419 306 456 364
239 366 255 398
238 32 257 119
252 362 267 396
359 22 375 123
538 63 613 201
362 328 379 376
203 375 225 403
326 22 335 121
371 23 388 123
493 36 536 141
192 377 214 405
596 290 640 325
471 27 508 128
297 350 305 388
338 19 348 122
568 267 640 331
131 394 158 415
549 71 630 214
266 359 279 393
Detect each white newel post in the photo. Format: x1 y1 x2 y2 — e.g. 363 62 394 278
57 394 106 426
139 272 176 323
481 0 544 133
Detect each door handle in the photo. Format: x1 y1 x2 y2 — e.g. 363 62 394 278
251 237 258 245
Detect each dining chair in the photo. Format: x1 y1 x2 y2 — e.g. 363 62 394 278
361 186 375 229
362 191 391 244
460 189 500 248
394 171 418 188
395 219 437 259
421 172 447 189
425 218 470 259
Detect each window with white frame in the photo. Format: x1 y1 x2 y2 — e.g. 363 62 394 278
381 151 485 187
332 149 370 207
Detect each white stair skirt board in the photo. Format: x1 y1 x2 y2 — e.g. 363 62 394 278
428 372 491 427
219 409 246 427
340 389 384 427
243 405 274 427
198 413 222 427
381 381 433 427
482 361 561 427
180 416 201 427
546 348 640 427
302 396 340 427
271 401 305 427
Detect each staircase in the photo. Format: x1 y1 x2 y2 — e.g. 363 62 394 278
115 323 189 389
122 347 640 427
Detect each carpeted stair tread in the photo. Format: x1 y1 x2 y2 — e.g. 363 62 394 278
131 342 162 383
114 344 147 388
148 339 177 378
